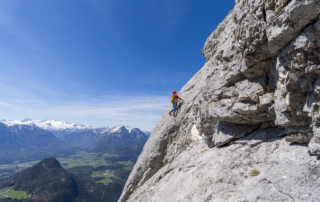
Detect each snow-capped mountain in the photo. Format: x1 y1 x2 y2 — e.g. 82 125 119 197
89 125 148 153
142 129 152 137
0 123 75 164
0 120 150 164
1 119 94 138
62 125 148 153
0 119 151 138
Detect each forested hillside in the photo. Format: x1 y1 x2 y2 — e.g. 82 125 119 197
0 158 126 202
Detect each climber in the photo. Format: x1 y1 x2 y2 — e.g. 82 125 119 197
169 91 184 117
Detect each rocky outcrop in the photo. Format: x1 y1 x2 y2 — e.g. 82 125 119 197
118 0 320 201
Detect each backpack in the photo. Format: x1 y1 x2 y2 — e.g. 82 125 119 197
170 94 176 102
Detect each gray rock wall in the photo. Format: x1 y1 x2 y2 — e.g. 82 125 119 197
118 0 320 201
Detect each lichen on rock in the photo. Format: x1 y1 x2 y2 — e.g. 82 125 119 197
118 1 320 201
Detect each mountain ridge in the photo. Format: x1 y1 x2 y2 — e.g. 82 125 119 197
62 125 148 153
0 123 75 164
1 119 151 138
1 119 93 138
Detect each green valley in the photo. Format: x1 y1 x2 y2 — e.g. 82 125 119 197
0 151 133 185
0 123 147 202
0 142 143 202
0 157 129 202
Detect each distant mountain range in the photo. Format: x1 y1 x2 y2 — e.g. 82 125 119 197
0 119 151 165
1 119 151 138
62 125 148 153
0 119 150 164
1 119 94 138
0 123 75 164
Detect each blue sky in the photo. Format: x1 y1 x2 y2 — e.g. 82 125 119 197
0 0 235 129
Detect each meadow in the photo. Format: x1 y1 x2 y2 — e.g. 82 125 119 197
0 186 30 199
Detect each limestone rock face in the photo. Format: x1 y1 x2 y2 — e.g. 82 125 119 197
118 0 320 201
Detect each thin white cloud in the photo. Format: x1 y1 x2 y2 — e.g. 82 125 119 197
0 102 16 107
31 85 50 91
14 99 46 104
43 94 168 121
0 93 170 129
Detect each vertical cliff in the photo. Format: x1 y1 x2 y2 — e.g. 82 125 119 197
119 0 320 201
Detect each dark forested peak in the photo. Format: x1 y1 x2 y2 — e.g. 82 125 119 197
0 157 74 201
0 157 126 202
15 158 65 181
0 157 67 188
40 157 61 169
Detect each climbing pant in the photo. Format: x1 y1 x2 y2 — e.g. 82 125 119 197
170 103 177 114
